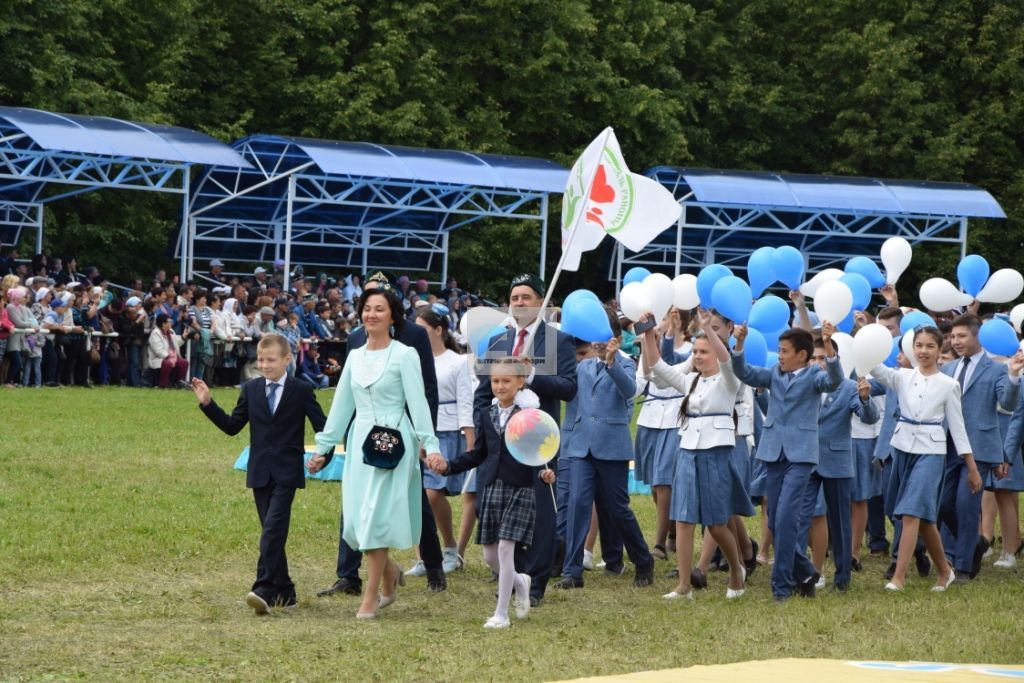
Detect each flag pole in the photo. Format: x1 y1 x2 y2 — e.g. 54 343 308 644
523 127 614 355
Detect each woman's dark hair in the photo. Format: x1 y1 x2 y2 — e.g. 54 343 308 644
416 307 459 352
605 306 622 338
194 288 208 303
156 313 170 327
359 287 405 339
913 325 943 348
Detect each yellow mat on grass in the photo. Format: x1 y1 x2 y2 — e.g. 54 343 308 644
558 658 1024 682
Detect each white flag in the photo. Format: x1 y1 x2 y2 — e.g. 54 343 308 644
560 127 682 271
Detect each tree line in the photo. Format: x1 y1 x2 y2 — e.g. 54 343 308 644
2 0 1022 300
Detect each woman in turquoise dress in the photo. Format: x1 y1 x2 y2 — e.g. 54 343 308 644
311 287 441 619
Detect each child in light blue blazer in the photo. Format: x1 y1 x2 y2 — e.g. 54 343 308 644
732 322 844 600
558 314 654 589
800 338 878 590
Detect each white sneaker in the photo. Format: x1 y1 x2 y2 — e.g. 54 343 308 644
484 616 510 629
513 573 532 619
404 560 427 577
993 552 1016 569
815 575 826 590
442 548 463 574
982 545 994 560
582 550 595 571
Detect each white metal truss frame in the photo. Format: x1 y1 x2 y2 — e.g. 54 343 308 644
185 137 553 288
611 175 971 289
0 122 191 253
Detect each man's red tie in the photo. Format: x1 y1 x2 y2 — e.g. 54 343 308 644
512 328 528 357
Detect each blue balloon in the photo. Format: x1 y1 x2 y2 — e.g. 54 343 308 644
563 289 601 310
747 247 777 298
765 351 779 368
771 246 805 290
623 267 652 287
884 336 901 367
763 326 786 353
748 295 790 333
711 276 753 323
899 310 937 335
837 310 855 333
561 297 613 342
979 318 1019 357
476 324 509 357
696 264 733 309
744 327 769 368
957 255 990 297
845 256 885 289
839 272 872 311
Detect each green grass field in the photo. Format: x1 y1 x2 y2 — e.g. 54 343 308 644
3 386 1024 681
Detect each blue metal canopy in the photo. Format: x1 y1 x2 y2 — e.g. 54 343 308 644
0 105 250 255
0 106 251 167
184 135 568 286
679 168 1005 219
289 138 567 193
613 166 1005 286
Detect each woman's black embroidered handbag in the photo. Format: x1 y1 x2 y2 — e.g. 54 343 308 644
362 425 405 469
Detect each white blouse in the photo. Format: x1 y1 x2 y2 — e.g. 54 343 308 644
652 354 753 436
434 349 474 432
651 358 740 450
635 360 684 429
869 365 970 456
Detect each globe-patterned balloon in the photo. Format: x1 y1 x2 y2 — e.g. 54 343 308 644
505 408 560 467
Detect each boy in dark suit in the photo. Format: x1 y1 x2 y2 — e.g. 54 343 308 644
192 334 332 615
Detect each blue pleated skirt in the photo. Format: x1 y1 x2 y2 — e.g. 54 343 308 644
730 437 753 505
851 437 882 502
749 449 767 499
885 448 945 524
812 485 826 517
671 445 755 525
635 426 678 486
994 448 1024 492
423 430 467 495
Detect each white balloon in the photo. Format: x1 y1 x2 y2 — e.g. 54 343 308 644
976 268 1024 304
853 323 893 376
919 278 974 311
831 331 855 379
813 280 853 325
620 281 653 321
799 268 844 298
643 273 675 320
1010 304 1024 334
901 330 918 368
672 274 700 310
880 237 913 285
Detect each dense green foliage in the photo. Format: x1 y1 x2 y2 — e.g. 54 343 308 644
2 0 1022 297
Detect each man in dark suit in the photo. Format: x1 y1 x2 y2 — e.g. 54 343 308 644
193 334 332 614
317 273 445 596
475 273 577 605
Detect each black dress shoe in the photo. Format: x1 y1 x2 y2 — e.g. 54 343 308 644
633 569 654 587
272 593 298 609
603 562 626 576
316 577 361 597
914 546 932 577
690 568 708 590
970 537 991 579
883 562 896 580
744 540 759 577
529 595 541 607
555 576 584 589
851 558 862 572
426 568 448 593
797 573 819 598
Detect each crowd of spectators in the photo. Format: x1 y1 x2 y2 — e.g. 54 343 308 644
0 247 486 390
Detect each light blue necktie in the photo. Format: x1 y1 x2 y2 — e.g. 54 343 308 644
267 381 279 415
